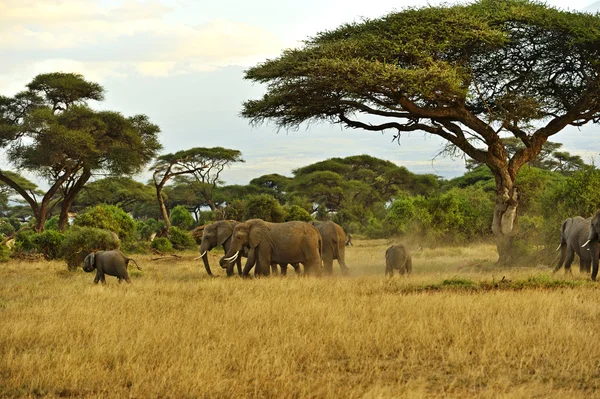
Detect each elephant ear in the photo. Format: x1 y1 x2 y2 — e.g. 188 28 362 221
86 252 96 269
217 222 234 246
248 219 270 248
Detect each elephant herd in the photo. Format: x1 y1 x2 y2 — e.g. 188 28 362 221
199 219 349 277
81 209 600 284
554 210 600 280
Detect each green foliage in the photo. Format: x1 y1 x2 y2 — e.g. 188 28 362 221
0 243 9 262
75 177 155 211
383 186 494 244
225 200 246 221
12 230 37 257
0 73 162 231
151 237 173 253
167 226 196 250
284 205 312 222
244 194 285 222
43 216 60 231
135 218 163 241
62 226 121 270
74 205 135 244
170 205 194 230
32 230 65 260
0 219 15 237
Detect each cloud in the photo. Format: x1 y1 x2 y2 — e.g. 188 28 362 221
0 0 284 89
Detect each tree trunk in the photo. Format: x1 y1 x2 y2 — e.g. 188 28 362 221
156 186 171 231
34 204 50 233
58 167 92 232
491 173 519 265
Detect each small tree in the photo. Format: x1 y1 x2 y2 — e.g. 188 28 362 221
244 194 285 222
150 147 244 231
170 205 194 230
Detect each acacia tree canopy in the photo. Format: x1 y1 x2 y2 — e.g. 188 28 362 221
0 72 162 232
151 147 244 229
242 0 600 264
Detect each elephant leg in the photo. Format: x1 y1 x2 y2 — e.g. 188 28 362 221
564 249 576 274
226 261 236 276
280 263 288 276
336 255 349 275
260 257 271 276
322 252 334 275
385 262 394 277
236 258 243 276
292 263 301 275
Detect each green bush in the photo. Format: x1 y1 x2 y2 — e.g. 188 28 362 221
136 218 163 241
0 243 10 262
170 205 194 230
0 219 15 237
225 200 246 221
74 204 135 244
168 226 196 250
12 230 37 257
32 230 65 260
62 227 121 270
44 216 60 231
284 205 313 222
151 237 173 253
244 194 285 222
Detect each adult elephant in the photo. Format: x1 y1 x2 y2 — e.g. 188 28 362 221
198 220 301 277
310 221 349 275
554 215 599 277
197 220 243 277
583 210 600 281
220 219 322 276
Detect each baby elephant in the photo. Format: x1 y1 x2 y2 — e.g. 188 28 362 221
83 249 141 284
385 244 412 276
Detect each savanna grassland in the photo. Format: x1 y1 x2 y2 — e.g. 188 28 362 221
1 240 600 398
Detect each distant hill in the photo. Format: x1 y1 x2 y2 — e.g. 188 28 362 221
583 1 600 12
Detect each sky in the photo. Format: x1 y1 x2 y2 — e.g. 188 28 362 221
1 0 600 186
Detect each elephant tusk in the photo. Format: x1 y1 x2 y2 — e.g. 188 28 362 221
582 240 591 248
556 244 561 251
200 250 207 257
223 251 239 262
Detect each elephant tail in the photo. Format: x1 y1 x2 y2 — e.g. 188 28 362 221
128 258 142 271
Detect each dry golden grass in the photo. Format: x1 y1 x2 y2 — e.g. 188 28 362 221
1 240 600 398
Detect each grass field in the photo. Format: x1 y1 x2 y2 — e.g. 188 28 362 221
2 240 600 398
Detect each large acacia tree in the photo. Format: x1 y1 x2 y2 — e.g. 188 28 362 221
0 73 162 232
242 0 600 263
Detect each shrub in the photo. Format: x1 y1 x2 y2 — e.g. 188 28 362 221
32 230 65 260
0 219 15 237
151 237 173 253
74 205 135 244
168 226 196 250
170 205 194 230
136 218 163 241
244 194 285 222
225 200 246 221
12 230 37 257
0 243 10 262
62 227 121 270
284 205 313 222
44 216 60 231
